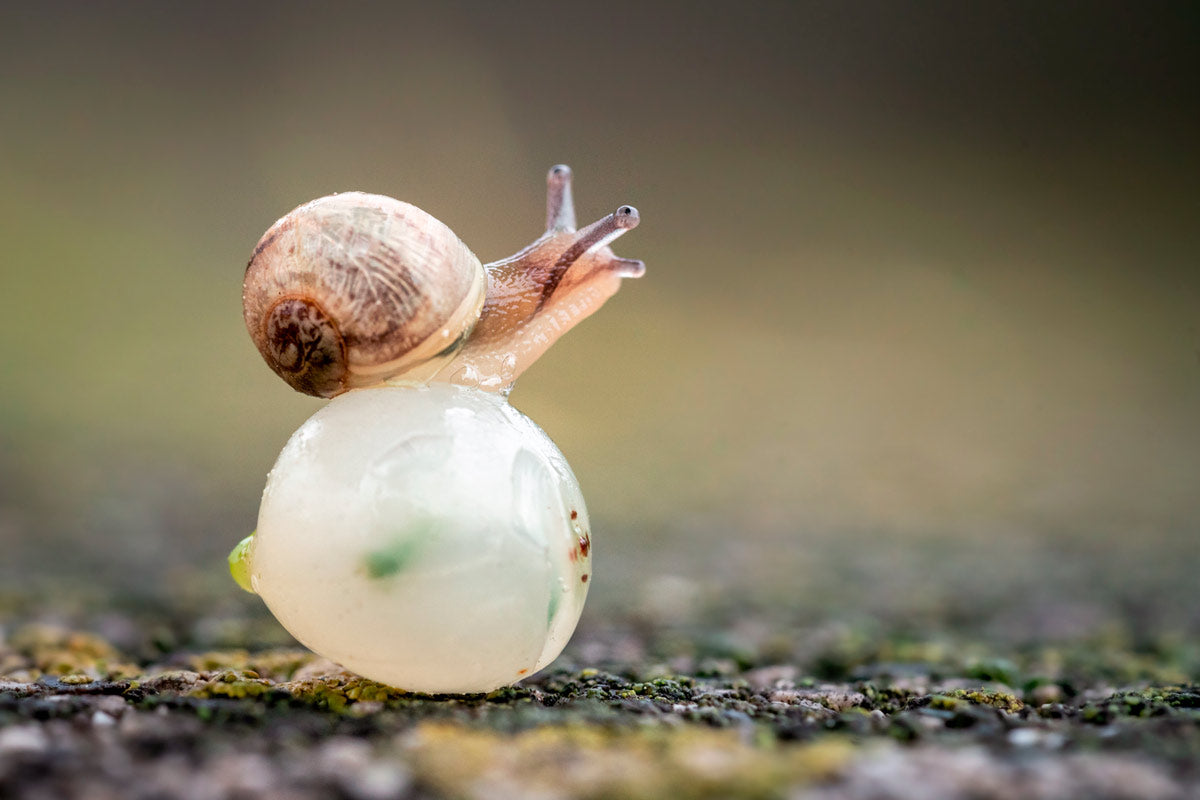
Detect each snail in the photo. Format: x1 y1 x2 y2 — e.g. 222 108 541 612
230 165 643 694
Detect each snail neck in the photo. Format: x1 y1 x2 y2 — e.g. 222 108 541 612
432 211 642 392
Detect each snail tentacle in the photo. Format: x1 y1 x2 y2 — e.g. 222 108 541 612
435 170 643 392
554 205 640 268
546 164 577 232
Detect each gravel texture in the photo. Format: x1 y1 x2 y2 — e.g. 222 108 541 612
1 615 1198 799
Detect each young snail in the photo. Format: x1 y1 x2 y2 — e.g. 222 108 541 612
231 165 643 693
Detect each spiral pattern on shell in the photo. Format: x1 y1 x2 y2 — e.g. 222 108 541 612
243 193 486 397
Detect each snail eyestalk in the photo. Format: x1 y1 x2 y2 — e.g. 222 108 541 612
434 169 644 391
612 257 647 278
546 164 576 231
554 205 640 269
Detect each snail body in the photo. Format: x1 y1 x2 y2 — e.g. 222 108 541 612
234 166 642 693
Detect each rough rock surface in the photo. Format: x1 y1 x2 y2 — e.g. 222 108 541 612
1 617 1198 799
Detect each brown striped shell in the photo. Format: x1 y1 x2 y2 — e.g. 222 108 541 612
243 193 486 397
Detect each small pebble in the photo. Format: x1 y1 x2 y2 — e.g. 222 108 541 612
94 695 128 717
1008 727 1041 747
343 762 412 800
0 725 49 755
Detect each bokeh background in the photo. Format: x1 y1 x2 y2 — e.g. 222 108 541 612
1 2 1197 645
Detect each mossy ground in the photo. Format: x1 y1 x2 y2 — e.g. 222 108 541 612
1 615 1198 799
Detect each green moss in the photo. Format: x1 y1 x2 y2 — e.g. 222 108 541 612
273 676 412 712
1080 685 1200 722
192 678 273 699
58 673 95 685
943 688 1024 713
927 694 963 712
308 684 352 712
1159 686 1200 709
343 678 407 703
858 684 919 715
196 673 374 709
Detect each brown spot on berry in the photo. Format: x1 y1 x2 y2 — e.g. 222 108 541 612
578 532 591 557
570 510 578 520
517 668 528 675
581 574 589 583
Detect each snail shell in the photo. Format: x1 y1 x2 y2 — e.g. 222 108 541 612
243 192 486 397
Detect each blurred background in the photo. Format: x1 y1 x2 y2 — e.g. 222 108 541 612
1 2 1197 646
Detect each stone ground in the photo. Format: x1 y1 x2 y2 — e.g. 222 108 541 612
1 608 1198 800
